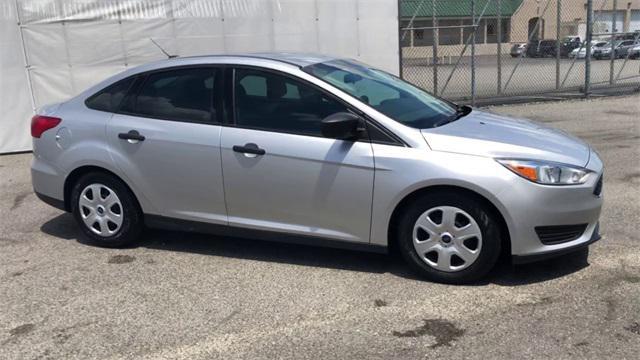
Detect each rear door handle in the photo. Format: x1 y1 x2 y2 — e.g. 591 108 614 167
118 130 145 142
232 143 265 156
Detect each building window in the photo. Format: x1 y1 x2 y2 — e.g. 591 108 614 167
486 19 497 43
400 20 412 47
440 19 462 45
501 19 510 42
413 20 434 46
400 16 511 46
462 19 485 44
400 19 435 47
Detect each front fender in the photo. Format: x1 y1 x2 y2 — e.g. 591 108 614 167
369 146 517 248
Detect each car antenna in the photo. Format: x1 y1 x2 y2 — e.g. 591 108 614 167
150 38 178 59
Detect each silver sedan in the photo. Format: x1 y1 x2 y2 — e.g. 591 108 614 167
31 53 603 284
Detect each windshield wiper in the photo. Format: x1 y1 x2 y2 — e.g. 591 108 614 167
433 105 472 127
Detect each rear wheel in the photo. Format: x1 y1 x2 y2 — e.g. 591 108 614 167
396 191 502 284
70 172 143 247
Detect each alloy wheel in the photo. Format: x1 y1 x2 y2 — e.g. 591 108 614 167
78 183 123 237
412 206 483 272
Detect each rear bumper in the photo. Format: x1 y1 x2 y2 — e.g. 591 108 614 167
31 155 66 209
35 191 66 211
512 223 600 264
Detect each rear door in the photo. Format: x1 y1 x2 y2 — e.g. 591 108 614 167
106 66 228 224
219 67 375 243
619 40 635 56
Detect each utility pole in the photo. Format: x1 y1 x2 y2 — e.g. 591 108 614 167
585 0 593 96
556 0 561 89
610 0 617 84
497 0 502 94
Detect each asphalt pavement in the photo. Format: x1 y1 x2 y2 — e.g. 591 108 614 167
1 95 639 359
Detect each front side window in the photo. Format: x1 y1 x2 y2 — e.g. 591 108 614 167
233 68 347 136
122 68 217 123
85 77 136 113
303 59 457 129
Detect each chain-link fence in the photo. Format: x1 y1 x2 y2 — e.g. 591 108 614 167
399 0 640 104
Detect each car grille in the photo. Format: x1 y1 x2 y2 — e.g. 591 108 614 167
535 224 588 245
594 175 603 196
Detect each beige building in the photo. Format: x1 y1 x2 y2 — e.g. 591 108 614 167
510 0 640 43
400 0 640 58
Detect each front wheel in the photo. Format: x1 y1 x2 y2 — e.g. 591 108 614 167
396 191 502 284
70 172 143 247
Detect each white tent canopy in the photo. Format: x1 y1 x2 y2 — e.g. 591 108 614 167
0 0 399 153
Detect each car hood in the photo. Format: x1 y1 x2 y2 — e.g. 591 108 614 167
421 110 590 167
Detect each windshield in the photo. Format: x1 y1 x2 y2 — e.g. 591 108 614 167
605 41 623 48
302 59 458 129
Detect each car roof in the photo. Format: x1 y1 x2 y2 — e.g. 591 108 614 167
177 52 340 68
78 52 345 100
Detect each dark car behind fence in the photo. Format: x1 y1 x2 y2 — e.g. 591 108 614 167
399 0 640 104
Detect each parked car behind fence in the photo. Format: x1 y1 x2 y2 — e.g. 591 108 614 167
560 36 582 57
569 41 608 59
628 44 640 59
594 40 638 60
526 40 557 58
510 43 527 58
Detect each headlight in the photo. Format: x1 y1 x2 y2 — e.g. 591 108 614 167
497 159 592 185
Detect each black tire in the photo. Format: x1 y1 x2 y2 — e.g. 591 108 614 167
70 172 143 248
395 191 502 284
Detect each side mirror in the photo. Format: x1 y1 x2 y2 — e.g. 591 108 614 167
321 112 362 140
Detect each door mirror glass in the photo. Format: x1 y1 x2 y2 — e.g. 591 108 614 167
321 112 361 140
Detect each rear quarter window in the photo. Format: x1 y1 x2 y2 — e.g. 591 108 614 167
85 77 136 113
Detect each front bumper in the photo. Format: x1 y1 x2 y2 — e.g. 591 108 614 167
512 223 600 264
497 149 603 262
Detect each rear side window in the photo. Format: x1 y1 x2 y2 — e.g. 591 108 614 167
85 77 136 113
122 68 217 123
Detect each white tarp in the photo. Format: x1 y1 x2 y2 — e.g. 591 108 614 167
1 1 34 153
1 0 399 153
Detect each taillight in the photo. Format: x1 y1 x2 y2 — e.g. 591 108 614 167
31 115 62 138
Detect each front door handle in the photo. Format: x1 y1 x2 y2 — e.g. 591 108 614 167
232 143 265 156
118 130 145 142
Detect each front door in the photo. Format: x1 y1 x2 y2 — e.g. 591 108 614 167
106 67 227 224
220 68 375 243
